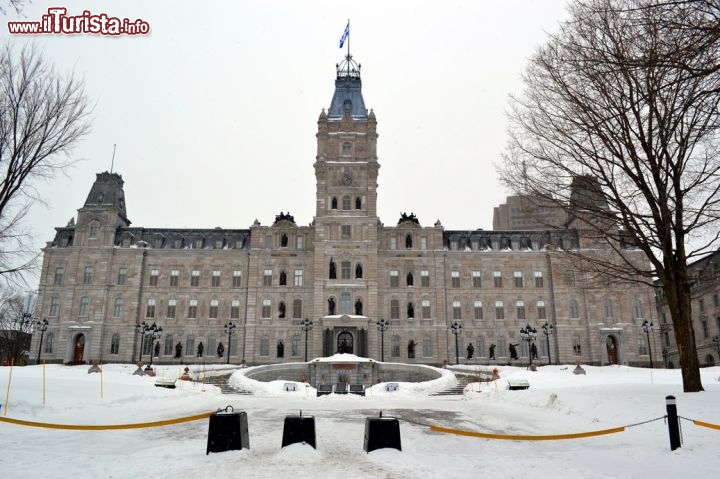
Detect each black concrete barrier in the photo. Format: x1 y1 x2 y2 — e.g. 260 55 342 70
364 412 402 453
281 411 316 449
666 395 681 451
206 406 249 454
317 384 333 396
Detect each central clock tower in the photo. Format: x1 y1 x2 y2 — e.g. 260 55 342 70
312 54 380 354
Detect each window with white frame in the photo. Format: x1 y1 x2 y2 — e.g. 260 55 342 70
420 237 427 250
537 300 547 320
149 269 159 286
451 271 460 288
472 271 482 287
638 336 648 355
262 299 271 318
191 269 200 287
534 271 544 288
263 269 272 286
292 335 300 356
514 271 523 288
516 300 526 320
188 299 198 318
570 298 580 319
604 298 614 318
493 271 503 288
296 235 304 250
390 237 397 250
145 298 155 318
341 261 351 279
230 299 240 319
423 336 433 357
495 300 505 320
49 297 60 317
79 296 90 317
54 267 64 285
341 224 351 239
232 270 242 287
209 299 219 318
293 299 302 318
294 269 303 287
421 270 430 287
84 266 93 284
170 269 179 286
633 298 644 319
391 335 400 357
113 297 123 317
422 299 431 319
341 292 351 314
167 299 176 318
117 267 127 285
390 270 399 288
474 301 483 320
212 270 221 287
390 299 400 319
452 300 462 320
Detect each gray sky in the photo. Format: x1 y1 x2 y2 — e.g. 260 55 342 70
6 0 569 254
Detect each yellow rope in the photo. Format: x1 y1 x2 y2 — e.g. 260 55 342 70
693 419 720 431
0 411 213 430
430 424 625 440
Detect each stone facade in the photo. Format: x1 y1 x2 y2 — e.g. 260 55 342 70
30 56 660 367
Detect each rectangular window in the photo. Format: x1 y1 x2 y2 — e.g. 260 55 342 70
451 271 460 288
390 237 397 250
514 271 523 288
495 300 505 320
262 299 271 318
167 299 176 318
341 225 351 240
293 299 302 319
149 269 159 286
296 235 304 250
117 267 127 285
49 297 60 317
188 299 198 318
472 271 482 288
54 267 64 285
231 299 240 319
516 300 526 320
214 240 223 249
537 300 547 320
211 270 221 287
702 320 709 338
191 270 200 287
341 292 351 314
421 270 430 287
209 299 219 318
113 297 123 317
390 270 399 288
294 269 303 287
170 269 179 287
232 270 242 287
534 271 544 288
493 271 503 288
422 300 431 319
452 301 462 320
84 266 93 285
423 337 433 357
341 261 351 280
420 237 427 250
604 298 614 318
263 269 272 286
146 299 156 318
390 300 400 320
79 296 89 317
474 301 483 320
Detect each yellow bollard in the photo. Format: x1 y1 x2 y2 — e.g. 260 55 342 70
4 358 14 416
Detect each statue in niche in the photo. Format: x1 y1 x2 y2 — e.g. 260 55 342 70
328 297 336 315
355 299 363 315
329 259 336 279
408 340 416 359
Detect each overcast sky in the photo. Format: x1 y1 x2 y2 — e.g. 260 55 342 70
6 0 570 252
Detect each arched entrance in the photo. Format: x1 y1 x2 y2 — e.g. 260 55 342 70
337 331 353 354
73 333 85 363
606 335 618 365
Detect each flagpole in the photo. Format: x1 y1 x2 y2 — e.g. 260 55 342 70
346 19 350 76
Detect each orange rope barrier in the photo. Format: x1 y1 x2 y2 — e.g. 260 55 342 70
430 424 625 441
692 419 720 431
0 411 213 430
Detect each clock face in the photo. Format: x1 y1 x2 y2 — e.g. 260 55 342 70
342 174 352 185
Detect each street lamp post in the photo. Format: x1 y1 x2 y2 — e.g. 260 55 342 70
376 318 388 362
224 321 236 365
135 321 149 362
147 323 162 367
301 318 314 362
642 320 654 368
541 322 554 365
712 336 720 364
520 324 538 366
662 348 669 368
35 318 49 364
450 321 462 365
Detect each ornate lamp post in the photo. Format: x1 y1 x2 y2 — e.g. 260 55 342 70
224 321 236 365
135 321 150 362
520 324 538 366
300 318 314 362
713 336 720 364
147 323 162 367
450 321 462 365
376 318 388 362
541 321 554 365
35 318 49 364
642 320 654 368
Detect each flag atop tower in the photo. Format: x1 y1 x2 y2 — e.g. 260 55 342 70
339 21 349 48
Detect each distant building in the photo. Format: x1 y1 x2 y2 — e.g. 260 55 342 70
656 251 720 368
492 195 567 231
30 54 658 367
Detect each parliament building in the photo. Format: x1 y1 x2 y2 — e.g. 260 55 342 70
30 55 660 368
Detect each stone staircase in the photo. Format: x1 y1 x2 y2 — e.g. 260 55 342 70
200 373 253 395
429 370 493 396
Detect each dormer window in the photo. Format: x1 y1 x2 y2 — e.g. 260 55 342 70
343 99 352 112
89 223 98 239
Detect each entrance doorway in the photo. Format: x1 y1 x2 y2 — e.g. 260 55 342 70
337 331 353 354
606 335 618 364
73 333 85 363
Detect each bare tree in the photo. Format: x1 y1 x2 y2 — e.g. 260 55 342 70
1 1 28 15
0 41 92 283
0 290 33 365
499 0 720 392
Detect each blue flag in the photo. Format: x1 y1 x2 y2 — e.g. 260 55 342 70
339 22 349 48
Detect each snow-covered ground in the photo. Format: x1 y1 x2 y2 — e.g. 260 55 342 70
1 362 719 478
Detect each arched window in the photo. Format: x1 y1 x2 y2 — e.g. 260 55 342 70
569 299 579 319
406 272 414 286
355 197 361 209
110 334 120 355
573 335 582 356
604 298 614 318
291 335 301 356
355 263 363 279
279 271 287 286
281 233 288 247
331 197 338 209
633 298 644 320
405 234 412 249
342 195 351 210
391 335 400 357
